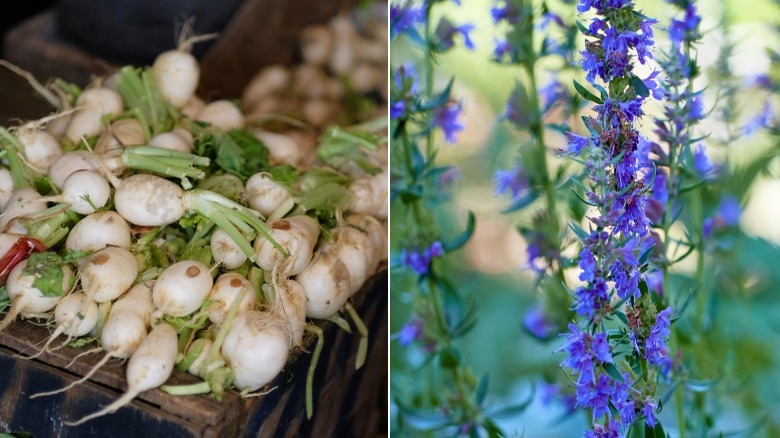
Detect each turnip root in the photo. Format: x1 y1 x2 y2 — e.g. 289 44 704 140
65 323 177 426
242 65 290 111
0 259 73 331
38 170 110 215
94 118 146 158
326 225 374 296
65 87 124 143
0 188 47 233
112 282 154 326
65 211 132 253
296 248 351 319
300 26 333 66
0 168 12 207
244 172 293 218
21 292 98 359
196 100 245 131
346 213 387 273
210 229 247 270
153 50 200 109
152 260 213 318
252 130 302 166
0 232 22 257
347 170 388 220
270 277 307 347
80 247 138 303
207 273 257 326
148 131 192 153
254 215 320 276
221 310 290 391
181 96 205 119
15 128 62 173
31 307 148 399
48 151 99 189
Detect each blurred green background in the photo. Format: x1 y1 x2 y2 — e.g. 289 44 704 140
390 0 780 436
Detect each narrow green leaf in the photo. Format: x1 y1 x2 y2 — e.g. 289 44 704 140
603 363 625 382
442 211 476 252
573 79 603 104
629 74 650 98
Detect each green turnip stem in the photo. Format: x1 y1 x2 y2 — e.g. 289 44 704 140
326 314 352 333
121 146 209 188
0 127 34 188
138 267 163 282
344 303 368 370
186 189 288 259
161 382 211 395
115 66 172 137
304 324 324 420
203 285 249 370
176 338 207 372
267 198 295 222
293 182 350 215
248 267 264 304
20 204 74 248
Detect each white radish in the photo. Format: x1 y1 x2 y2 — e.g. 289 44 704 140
113 174 186 226
349 63 382 94
30 306 148 400
38 170 110 215
22 292 98 359
271 278 307 347
347 170 388 220
153 50 200 109
302 99 335 128
221 310 290 391
0 259 73 331
0 168 12 207
296 249 351 319
152 260 213 318
252 130 302 166
195 100 245 131
65 211 132 253
0 188 47 233
244 172 292 217
254 215 320 276
0 232 23 256
65 87 124 143
242 65 290 110
300 26 333 66
326 225 374 296
64 323 177 426
180 96 205 119
346 213 387 272
48 150 99 189
293 65 330 99
207 273 257 326
148 131 192 153
80 247 138 303
210 229 247 270
94 118 146 167
15 128 62 173
111 282 154 327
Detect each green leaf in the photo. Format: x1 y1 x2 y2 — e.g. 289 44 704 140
438 346 461 368
629 74 650 99
573 79 603 104
420 78 454 111
576 20 589 34
394 399 451 431
501 191 539 214
0 286 9 313
22 252 72 298
476 374 490 405
442 211 476 252
569 222 590 240
603 363 625 382
581 116 602 137
268 165 300 185
215 129 271 179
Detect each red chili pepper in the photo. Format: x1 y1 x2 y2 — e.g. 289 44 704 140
0 237 46 286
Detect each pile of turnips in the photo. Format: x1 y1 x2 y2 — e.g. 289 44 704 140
0 24 387 426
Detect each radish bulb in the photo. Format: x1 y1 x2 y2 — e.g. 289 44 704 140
207 273 257 326
0 258 73 331
244 172 293 218
221 311 291 391
296 248 351 319
0 168 12 207
112 282 154 327
65 323 177 426
15 128 62 174
79 247 138 303
37 170 110 215
153 50 200 109
21 292 98 360
48 151 99 189
152 260 213 318
65 87 124 143
0 188 47 234
254 215 320 276
65 211 132 253
210 229 248 270
195 100 245 131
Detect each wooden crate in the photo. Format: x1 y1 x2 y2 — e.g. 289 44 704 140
0 270 387 437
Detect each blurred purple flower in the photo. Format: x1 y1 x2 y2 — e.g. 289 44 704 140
390 100 406 119
743 100 774 135
401 241 445 275
523 305 556 338
693 143 715 177
565 132 590 155
435 19 475 51
390 5 424 39
398 319 423 346
493 38 513 61
433 101 465 144
493 165 529 199
646 307 672 365
643 397 658 427
703 196 741 237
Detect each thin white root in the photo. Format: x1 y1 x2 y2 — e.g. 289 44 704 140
344 303 368 370
65 346 103 369
242 385 278 398
64 389 139 426
16 325 65 361
0 60 61 109
31 353 112 398
176 19 219 53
